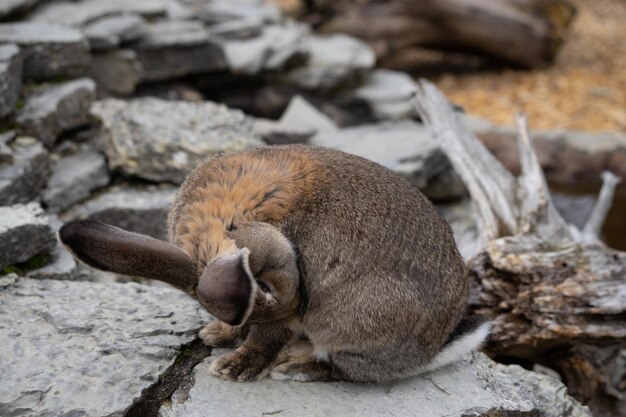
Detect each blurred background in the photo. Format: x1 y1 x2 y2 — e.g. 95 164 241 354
0 0 624 416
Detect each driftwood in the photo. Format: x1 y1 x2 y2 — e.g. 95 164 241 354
414 81 626 417
312 0 576 68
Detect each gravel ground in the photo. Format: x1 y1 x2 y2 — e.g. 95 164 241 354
435 0 626 133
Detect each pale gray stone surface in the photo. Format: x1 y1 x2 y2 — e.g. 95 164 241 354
62 185 177 240
0 277 212 417
312 120 448 188
0 44 23 119
43 151 110 212
199 1 281 24
91 98 262 183
219 22 308 74
279 95 338 134
83 14 145 51
160 351 590 417
286 33 375 90
28 0 171 27
0 131 15 163
27 215 77 280
0 136 50 205
0 203 55 269
207 17 265 39
0 22 89 79
353 69 418 120
16 78 96 147
436 198 480 261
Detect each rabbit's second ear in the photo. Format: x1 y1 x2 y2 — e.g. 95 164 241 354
59 220 196 295
197 248 256 326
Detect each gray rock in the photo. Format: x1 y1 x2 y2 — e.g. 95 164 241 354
0 203 55 270
219 22 308 75
62 185 178 239
83 14 146 51
0 136 50 205
28 0 171 27
436 198 479 261
199 1 281 24
252 118 314 145
43 151 110 212
27 215 77 280
17 78 96 148
279 95 338 134
91 98 263 183
422 168 467 201
90 49 143 95
0 22 89 80
160 351 590 417
0 130 15 163
286 33 375 90
134 20 226 81
207 17 265 39
311 120 448 188
353 69 418 120
0 44 23 119
0 0 44 19
0 277 212 417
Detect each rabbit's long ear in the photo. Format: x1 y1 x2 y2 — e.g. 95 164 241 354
59 220 196 295
197 248 257 326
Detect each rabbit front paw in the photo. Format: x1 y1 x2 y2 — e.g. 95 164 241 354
199 321 245 348
208 347 272 382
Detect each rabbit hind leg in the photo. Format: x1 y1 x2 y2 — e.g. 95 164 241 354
269 339 334 382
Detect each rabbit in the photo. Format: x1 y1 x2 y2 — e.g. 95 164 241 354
59 144 489 383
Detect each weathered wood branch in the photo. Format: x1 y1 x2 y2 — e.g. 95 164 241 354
414 80 626 417
314 0 576 68
582 172 622 243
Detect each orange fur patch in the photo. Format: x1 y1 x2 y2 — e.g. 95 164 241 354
173 149 320 271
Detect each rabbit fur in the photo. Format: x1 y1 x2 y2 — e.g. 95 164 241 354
60 144 488 383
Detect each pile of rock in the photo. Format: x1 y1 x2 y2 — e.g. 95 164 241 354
0 1 598 416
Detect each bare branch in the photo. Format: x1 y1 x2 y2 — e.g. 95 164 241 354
414 80 518 244
515 113 572 244
582 171 622 243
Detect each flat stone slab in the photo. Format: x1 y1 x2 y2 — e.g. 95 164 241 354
353 69 418 120
286 33 375 90
0 136 50 206
0 44 23 118
0 22 89 79
43 150 110 212
0 203 55 270
311 120 448 188
0 277 212 417
160 350 590 417
83 14 145 51
28 0 171 27
91 98 263 183
279 95 338 134
62 185 178 240
219 22 307 75
17 78 96 148
134 20 226 81
199 1 281 25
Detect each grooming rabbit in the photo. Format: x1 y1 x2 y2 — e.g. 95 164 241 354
60 144 489 383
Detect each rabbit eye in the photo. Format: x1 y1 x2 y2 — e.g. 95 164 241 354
257 280 271 293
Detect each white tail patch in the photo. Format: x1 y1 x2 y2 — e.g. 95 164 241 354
421 321 491 373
